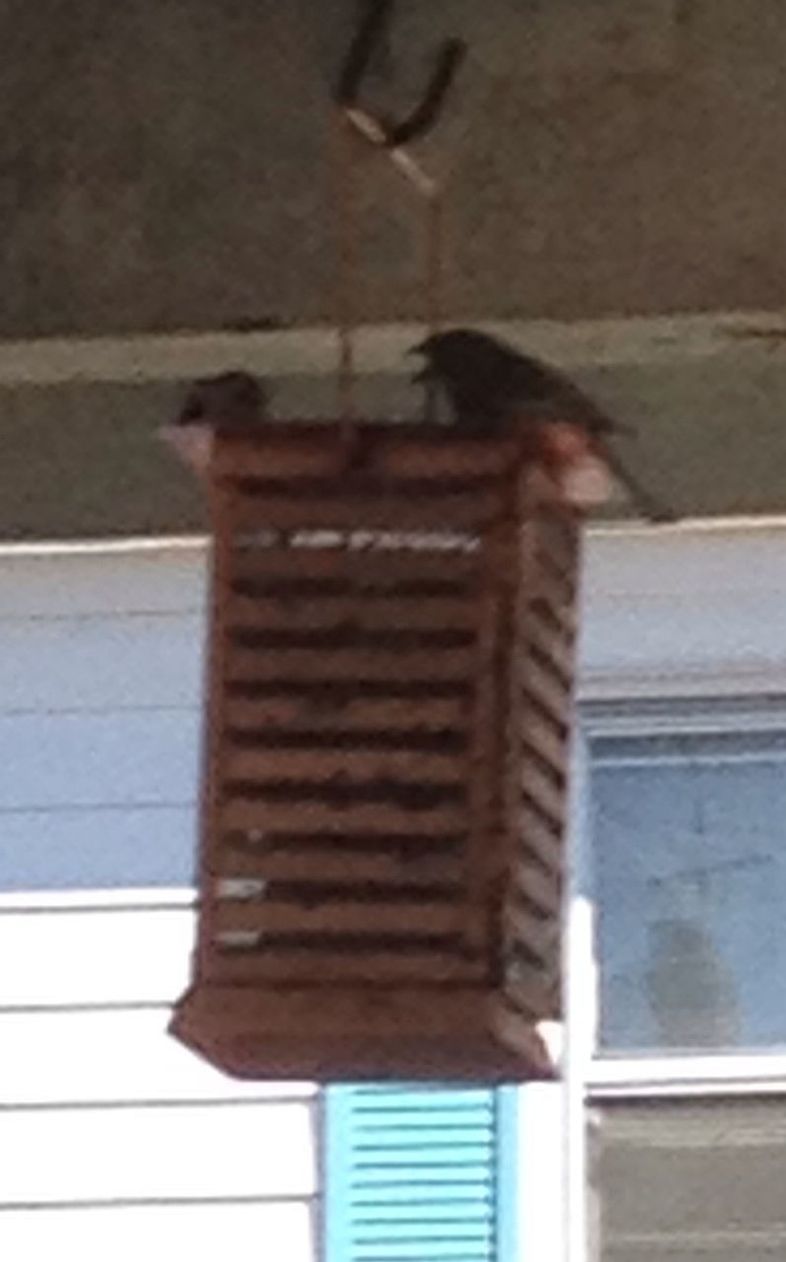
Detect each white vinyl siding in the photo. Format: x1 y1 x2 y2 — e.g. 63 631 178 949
0 544 316 1261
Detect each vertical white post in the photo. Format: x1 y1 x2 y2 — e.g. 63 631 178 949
563 729 598 1262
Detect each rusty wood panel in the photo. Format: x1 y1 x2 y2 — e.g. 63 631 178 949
224 746 464 785
537 514 579 575
523 611 576 684
511 860 562 919
528 593 577 639
537 546 577 606
230 487 504 533
519 709 569 775
503 897 560 963
203 945 485 984
224 693 470 733
222 798 468 835
229 544 481 587
214 844 466 885
518 803 564 876
374 436 520 480
225 593 480 632
177 982 497 1040
520 760 565 827
226 645 476 684
212 896 463 937
521 656 571 729
213 432 343 480
502 959 560 1021
194 475 238 978
490 999 557 1067
458 514 516 956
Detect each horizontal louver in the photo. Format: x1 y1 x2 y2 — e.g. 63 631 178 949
325 1085 517 1262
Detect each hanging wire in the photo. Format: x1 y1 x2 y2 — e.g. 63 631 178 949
332 0 466 426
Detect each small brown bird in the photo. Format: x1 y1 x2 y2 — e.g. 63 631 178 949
410 328 674 521
176 371 269 430
162 372 269 479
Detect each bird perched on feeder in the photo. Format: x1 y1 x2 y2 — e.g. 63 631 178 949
176 371 269 429
162 371 270 479
409 328 674 521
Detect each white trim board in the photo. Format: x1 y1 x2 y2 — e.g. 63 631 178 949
0 309 784 386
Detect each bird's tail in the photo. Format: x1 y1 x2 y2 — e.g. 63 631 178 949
600 443 677 523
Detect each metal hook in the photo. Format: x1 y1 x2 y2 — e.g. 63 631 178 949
335 0 466 149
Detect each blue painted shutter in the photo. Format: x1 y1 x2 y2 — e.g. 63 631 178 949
324 1085 518 1262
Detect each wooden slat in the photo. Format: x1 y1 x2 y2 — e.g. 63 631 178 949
215 845 466 885
519 709 569 774
222 799 468 835
230 487 503 532
523 611 576 683
213 432 342 479
489 1000 556 1071
212 897 463 936
203 946 484 984
511 860 562 918
229 545 481 586
517 803 564 875
224 747 464 784
520 760 566 826
226 645 476 684
538 510 579 568
503 899 560 962
502 959 560 1021
225 593 479 632
375 438 520 479
521 656 571 728
224 693 471 733
537 547 577 605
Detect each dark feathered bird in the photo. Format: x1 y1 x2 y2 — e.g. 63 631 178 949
176 371 268 429
410 328 674 521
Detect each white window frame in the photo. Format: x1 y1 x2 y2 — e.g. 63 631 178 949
573 519 786 1102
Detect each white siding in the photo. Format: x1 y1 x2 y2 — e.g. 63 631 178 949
0 544 316 1261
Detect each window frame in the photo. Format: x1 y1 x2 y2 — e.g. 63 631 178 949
579 697 786 1098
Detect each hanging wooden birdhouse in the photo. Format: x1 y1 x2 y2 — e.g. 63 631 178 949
169 420 580 1082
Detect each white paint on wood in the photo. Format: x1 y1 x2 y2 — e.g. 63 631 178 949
0 1101 315 1203
0 904 194 1006
0 1203 315 1262
0 1008 313 1104
0 310 781 386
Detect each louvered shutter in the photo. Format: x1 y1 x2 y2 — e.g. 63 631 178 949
324 1084 518 1262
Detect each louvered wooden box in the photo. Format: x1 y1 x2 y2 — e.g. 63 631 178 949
170 422 580 1082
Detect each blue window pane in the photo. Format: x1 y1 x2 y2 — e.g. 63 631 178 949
591 730 786 1052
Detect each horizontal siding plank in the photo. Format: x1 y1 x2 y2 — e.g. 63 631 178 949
0 711 200 810
0 905 194 1006
0 550 206 620
0 806 196 890
0 1101 315 1202
0 1008 314 1104
0 1203 314 1262
0 614 202 712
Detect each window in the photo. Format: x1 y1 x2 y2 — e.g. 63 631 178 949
590 719 786 1053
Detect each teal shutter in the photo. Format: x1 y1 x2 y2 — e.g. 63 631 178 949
324 1085 518 1262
